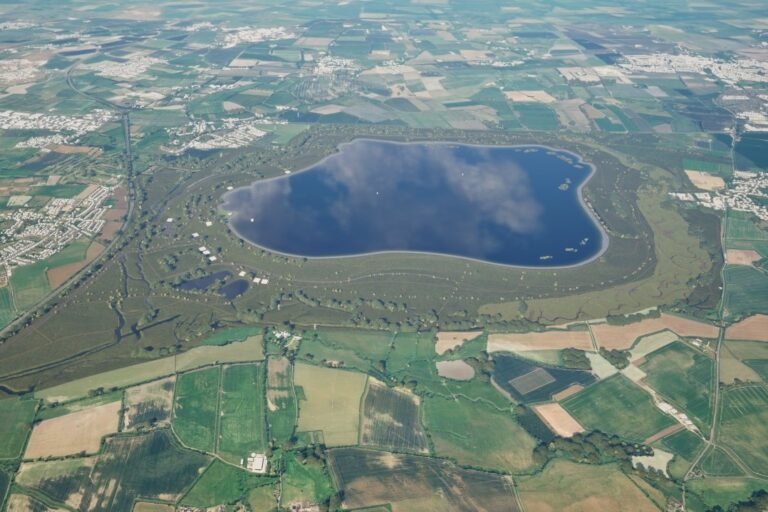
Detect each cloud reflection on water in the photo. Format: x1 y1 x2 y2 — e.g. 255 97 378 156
221 140 600 266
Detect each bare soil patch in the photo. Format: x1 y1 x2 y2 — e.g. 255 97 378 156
267 356 290 387
533 403 584 437
685 170 726 191
643 423 684 444
552 384 584 401
504 90 556 103
123 376 175 430
24 401 120 459
435 331 482 355
591 314 717 350
488 330 592 352
726 315 768 342
50 145 101 156
436 360 475 380
725 249 761 266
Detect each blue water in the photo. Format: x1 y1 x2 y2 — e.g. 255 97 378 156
221 140 604 267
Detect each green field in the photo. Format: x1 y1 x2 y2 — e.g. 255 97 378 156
248 484 278 511
43 240 89 269
294 363 368 446
281 451 334 507
9 262 50 310
173 367 220 453
181 460 274 508
0 287 17 328
640 342 714 431
266 357 297 445
218 364 267 462
658 428 704 479
725 210 768 244
688 477 768 511
202 326 261 346
562 374 676 442
423 395 536 473
723 266 768 319
308 328 394 364
700 447 743 477
0 397 38 458
518 460 661 512
719 385 768 474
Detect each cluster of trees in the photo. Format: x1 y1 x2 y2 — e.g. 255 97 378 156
561 348 592 370
599 347 631 369
605 309 660 326
532 430 653 466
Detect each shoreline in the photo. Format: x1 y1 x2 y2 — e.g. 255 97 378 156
219 139 610 271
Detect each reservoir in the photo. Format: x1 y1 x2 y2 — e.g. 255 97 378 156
221 140 605 267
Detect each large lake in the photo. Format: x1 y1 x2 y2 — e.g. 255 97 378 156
221 140 605 267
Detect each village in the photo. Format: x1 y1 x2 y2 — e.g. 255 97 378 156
0 184 114 276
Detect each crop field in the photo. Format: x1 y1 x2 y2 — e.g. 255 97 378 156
123 376 175 430
658 428 704 461
281 452 334 508
0 397 37 458
719 385 768 474
180 460 274 508
723 265 768 319
640 342 714 431
17 431 210 512
9 262 50 310
533 403 585 438
590 314 718 350
0 288 16 328
218 364 267 462
629 331 680 362
487 330 593 353
329 448 519 512
173 367 220 453
562 374 676 442
657 428 703 479
359 379 428 453
726 314 768 341
492 354 595 403
266 357 297 444
24 400 121 459
294 363 368 446
14 457 96 509
725 210 768 245
517 460 660 512
133 503 174 512
423 395 536 473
